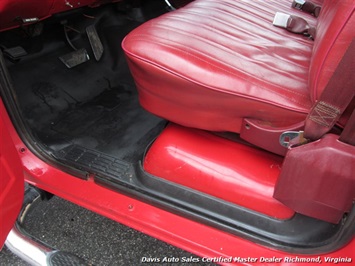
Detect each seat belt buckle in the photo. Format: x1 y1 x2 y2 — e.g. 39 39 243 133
292 0 306 10
280 131 309 148
273 12 316 40
292 0 321 17
272 12 290 28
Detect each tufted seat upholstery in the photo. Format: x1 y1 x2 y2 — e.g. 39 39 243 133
122 0 354 134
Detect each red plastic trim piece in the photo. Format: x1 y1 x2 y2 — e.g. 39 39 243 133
274 134 355 224
144 124 294 219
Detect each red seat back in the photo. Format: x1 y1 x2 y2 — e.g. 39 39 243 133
309 0 354 103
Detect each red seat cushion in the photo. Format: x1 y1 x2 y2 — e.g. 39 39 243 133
123 0 355 133
122 0 319 132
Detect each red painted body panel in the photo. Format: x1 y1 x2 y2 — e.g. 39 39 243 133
0 0 120 32
0 100 24 248
1 100 354 264
0 0 354 262
144 124 294 219
51 0 119 14
0 0 54 32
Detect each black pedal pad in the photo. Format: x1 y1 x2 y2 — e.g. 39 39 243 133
86 25 104 61
4 46 27 61
59 48 90 68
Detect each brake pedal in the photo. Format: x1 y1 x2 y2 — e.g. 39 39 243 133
86 25 104 61
59 48 90 68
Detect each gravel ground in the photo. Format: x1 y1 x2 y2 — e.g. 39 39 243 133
0 195 216 266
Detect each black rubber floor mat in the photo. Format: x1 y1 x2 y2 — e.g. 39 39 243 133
6 4 165 163
55 145 131 179
51 86 127 136
49 83 164 162
52 106 106 136
85 86 127 109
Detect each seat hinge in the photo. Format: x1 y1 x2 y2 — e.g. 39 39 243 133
279 131 309 148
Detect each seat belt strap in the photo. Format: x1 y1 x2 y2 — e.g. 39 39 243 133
292 0 321 18
339 109 355 146
304 39 355 141
279 39 354 149
273 12 316 40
